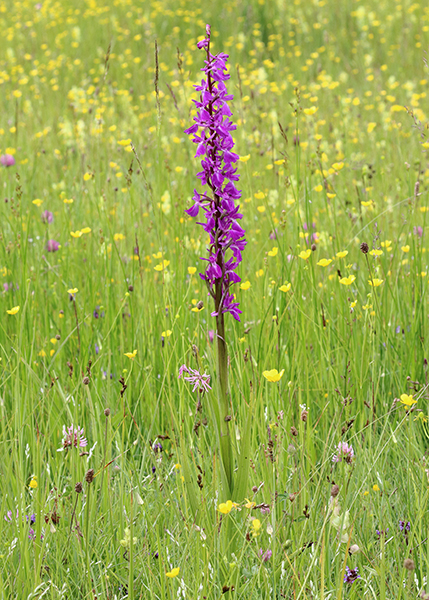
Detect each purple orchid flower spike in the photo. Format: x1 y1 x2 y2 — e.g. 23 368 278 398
183 25 244 493
184 24 246 322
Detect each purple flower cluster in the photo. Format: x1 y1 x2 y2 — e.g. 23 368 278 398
0 154 15 167
184 25 246 321
4 510 41 540
332 441 354 464
399 520 411 545
343 566 360 584
258 548 272 562
59 425 88 450
179 364 211 394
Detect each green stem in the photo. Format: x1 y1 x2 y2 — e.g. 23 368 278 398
85 485 91 585
216 307 233 496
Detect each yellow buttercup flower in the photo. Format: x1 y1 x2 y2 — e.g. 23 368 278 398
166 567 180 578
240 281 251 290
29 477 38 489
161 330 172 337
32 199 43 207
369 279 383 287
262 369 285 383
399 393 416 408
6 306 20 315
70 230 83 238
188 267 197 275
336 250 348 258
67 288 78 295
317 258 332 267
298 249 311 260
251 518 262 536
244 498 256 509
303 106 317 115
279 282 291 293
154 260 170 271
124 350 137 359
267 247 278 257
339 275 355 286
218 500 234 514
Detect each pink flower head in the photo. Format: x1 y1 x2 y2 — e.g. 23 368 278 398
0 154 15 167
178 364 211 394
41 210 53 224
60 425 88 450
332 441 354 464
46 239 59 252
258 548 272 562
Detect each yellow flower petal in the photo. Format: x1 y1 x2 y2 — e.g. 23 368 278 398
298 249 311 260
369 279 383 287
336 250 348 258
399 393 416 407
154 260 170 271
267 247 278 257
6 305 20 315
262 369 285 383
317 258 332 267
240 281 251 290
279 283 291 293
67 288 78 295
124 350 137 359
339 275 356 286
166 567 180 578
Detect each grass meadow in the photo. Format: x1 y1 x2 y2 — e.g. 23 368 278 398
1 0 429 598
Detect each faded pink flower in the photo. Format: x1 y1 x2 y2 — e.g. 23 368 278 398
0 154 15 167
332 441 354 464
59 425 88 451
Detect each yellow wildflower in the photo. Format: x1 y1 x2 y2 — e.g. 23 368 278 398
262 369 285 383
218 500 234 514
339 275 356 285
166 568 180 578
154 260 170 271
399 393 416 408
317 258 332 267
298 249 311 260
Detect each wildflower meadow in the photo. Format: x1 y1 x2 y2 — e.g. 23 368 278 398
1 0 429 598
